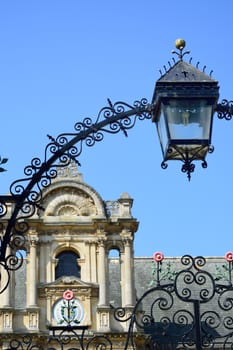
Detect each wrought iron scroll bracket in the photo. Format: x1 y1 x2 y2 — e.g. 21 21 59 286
216 99 233 120
0 98 152 293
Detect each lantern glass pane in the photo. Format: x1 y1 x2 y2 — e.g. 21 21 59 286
156 109 168 156
162 99 213 141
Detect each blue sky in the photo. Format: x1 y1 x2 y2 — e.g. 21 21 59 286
1 1 233 258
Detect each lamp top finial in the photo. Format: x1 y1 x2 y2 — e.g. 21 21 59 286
172 39 190 61
175 39 186 50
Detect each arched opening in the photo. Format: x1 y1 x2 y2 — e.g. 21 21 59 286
108 248 122 307
15 249 27 308
55 250 81 279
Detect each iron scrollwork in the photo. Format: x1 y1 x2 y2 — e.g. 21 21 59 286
114 254 233 350
216 99 233 120
6 326 113 350
47 327 112 350
1 95 233 294
6 335 43 350
161 145 215 182
4 255 233 349
0 98 152 293
5 329 113 350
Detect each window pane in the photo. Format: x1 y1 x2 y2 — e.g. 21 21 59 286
55 251 80 279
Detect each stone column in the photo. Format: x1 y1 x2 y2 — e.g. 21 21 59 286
46 244 52 283
98 240 107 305
51 257 58 281
90 242 97 283
39 241 45 283
0 246 12 307
26 235 38 307
85 240 91 281
122 238 133 306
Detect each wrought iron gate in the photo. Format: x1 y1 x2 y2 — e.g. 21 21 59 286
3 254 233 349
114 254 233 349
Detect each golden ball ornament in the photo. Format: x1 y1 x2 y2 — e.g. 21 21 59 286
175 39 186 50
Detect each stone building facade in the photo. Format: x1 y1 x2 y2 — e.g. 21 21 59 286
0 163 142 349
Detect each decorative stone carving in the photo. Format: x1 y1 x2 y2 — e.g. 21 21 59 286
3 312 12 330
105 201 119 216
56 162 83 181
100 312 109 328
44 188 97 217
96 307 111 332
57 205 78 216
40 164 107 219
59 276 81 284
28 312 39 329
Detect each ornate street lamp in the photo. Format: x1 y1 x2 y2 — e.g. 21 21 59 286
152 39 219 180
2 38 233 350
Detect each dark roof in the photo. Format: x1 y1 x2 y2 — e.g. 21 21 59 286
14 256 227 308
157 60 217 83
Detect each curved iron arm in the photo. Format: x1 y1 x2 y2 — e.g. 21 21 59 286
0 98 153 293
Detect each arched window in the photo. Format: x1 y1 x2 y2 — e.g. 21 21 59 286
55 251 81 279
108 248 121 307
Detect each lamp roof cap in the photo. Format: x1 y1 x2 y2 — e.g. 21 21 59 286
157 39 218 84
157 60 218 83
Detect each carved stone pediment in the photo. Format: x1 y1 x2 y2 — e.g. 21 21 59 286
38 164 106 219
40 276 98 287
38 277 99 299
57 276 99 288
43 188 97 217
